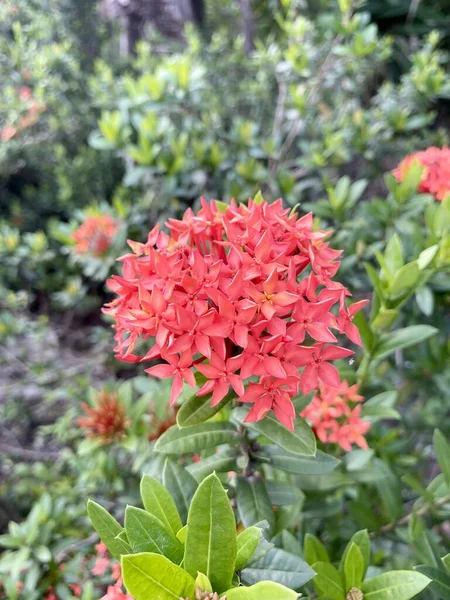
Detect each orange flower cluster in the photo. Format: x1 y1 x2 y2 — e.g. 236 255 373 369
300 380 370 452
72 215 119 257
77 390 130 443
393 146 450 201
0 86 46 142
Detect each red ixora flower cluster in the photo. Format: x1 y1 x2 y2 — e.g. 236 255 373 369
72 214 119 257
300 381 370 451
104 198 368 430
393 146 450 201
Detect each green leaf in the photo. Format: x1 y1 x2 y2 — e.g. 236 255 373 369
236 527 261 571
140 475 182 535
362 571 431 600
373 325 438 360
154 422 239 454
235 408 315 456
195 572 213 593
162 460 197 525
433 429 450 487
125 507 184 564
121 553 195 600
184 473 237 593
415 565 450 599
241 547 315 589
384 234 404 274
254 446 339 475
177 392 233 428
312 562 345 600
225 581 299 600
415 286 434 316
343 543 364 590
339 530 370 580
443 553 450 571
187 448 237 481
304 534 330 566
265 480 304 507
236 477 275 538
417 245 439 269
87 500 130 558
388 262 419 298
176 525 187 544
361 392 400 423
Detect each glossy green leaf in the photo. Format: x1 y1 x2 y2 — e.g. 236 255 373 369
176 525 187 544
87 500 130 559
343 543 364 590
235 407 315 456
304 534 330 566
162 460 197 525
312 562 345 600
236 527 261 571
154 422 239 454
184 473 237 593
140 475 182 535
389 262 419 298
362 571 431 600
415 565 450 599
187 448 237 481
372 325 438 360
265 480 304 507
225 581 299 600
177 392 233 427
340 530 370 580
121 553 195 600
236 476 275 538
241 548 315 589
433 429 450 487
254 446 339 475
125 507 184 564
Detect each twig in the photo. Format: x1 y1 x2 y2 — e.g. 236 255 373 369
371 493 450 537
54 533 98 564
0 443 60 462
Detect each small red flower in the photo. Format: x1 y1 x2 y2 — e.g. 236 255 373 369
77 390 130 443
72 215 119 256
393 147 450 201
301 381 370 451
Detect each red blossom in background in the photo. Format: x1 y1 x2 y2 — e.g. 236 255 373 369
300 380 370 451
104 197 367 430
393 146 450 201
72 215 119 257
77 390 130 443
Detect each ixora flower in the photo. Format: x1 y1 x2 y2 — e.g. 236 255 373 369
77 390 130 443
300 380 370 451
72 214 119 257
104 197 367 430
393 146 450 201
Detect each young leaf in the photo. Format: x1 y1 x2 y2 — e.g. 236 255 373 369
225 581 299 600
184 473 237 593
176 525 187 544
162 459 197 525
304 533 330 566
433 429 450 487
241 547 315 589
236 527 261 571
236 476 275 538
372 325 438 360
339 530 370 580
343 542 364 590
234 408 316 456
154 422 239 454
361 571 430 600
125 507 184 564
87 500 130 558
312 562 345 600
195 572 213 593
121 553 195 600
140 475 183 535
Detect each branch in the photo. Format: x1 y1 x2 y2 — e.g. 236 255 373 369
371 493 450 537
54 533 98 564
0 443 60 462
